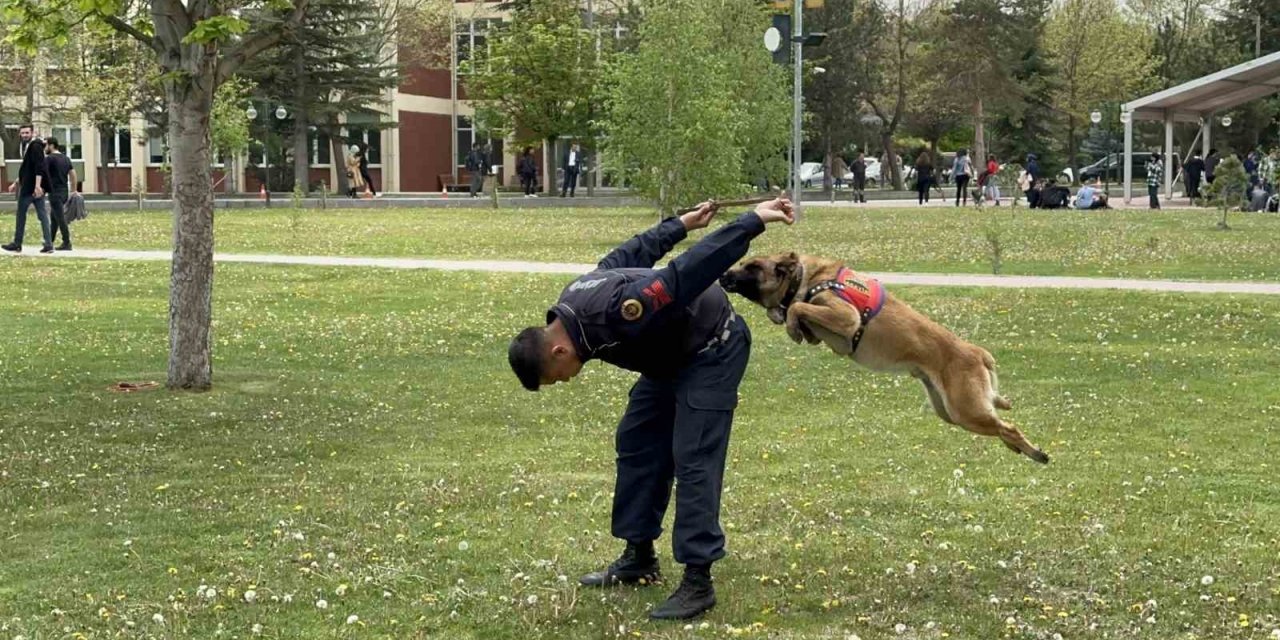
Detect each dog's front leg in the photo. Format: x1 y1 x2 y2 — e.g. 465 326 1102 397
784 305 807 344
787 298 864 351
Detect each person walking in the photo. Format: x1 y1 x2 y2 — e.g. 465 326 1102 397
1146 152 1163 210
508 198 796 620
44 137 77 251
982 154 1001 206
850 152 867 203
953 149 973 206
561 142 582 198
1183 151 1205 201
357 141 379 198
518 146 538 198
914 151 933 205
831 155 849 192
345 146 365 198
1205 148 1220 185
2 124 53 254
465 143 488 198
1025 153 1041 182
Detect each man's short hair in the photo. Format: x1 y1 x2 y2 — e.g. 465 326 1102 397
508 327 546 391
19 124 33 131
46 137 59 150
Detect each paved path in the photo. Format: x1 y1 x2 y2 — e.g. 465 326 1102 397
9 248 1279 295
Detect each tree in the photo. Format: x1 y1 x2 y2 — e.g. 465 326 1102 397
465 0 601 193
241 0 403 193
601 0 789 214
1204 154 1248 228
1046 0 1156 182
805 0 865 194
847 0 912 189
930 0 1021 165
3 0 311 390
989 0 1061 175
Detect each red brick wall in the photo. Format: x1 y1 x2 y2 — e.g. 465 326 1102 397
146 167 166 194
401 65 452 99
100 167 132 194
399 110 453 192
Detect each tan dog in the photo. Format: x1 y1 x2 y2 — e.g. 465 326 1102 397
720 253 1049 464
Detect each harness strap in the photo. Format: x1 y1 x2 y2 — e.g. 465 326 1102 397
802 273 881 354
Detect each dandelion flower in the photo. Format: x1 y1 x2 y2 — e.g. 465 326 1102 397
458 541 470 551
894 623 907 634
315 599 328 609
252 623 263 634
335 584 348 596
1200 575 1214 586
152 613 165 625
282 593 294 604
346 614 359 625
526 594 538 605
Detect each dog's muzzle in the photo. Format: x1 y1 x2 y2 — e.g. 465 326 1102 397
718 272 740 292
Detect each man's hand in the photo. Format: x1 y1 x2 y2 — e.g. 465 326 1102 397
33 187 43 199
754 197 796 225
7 182 15 194
679 201 718 231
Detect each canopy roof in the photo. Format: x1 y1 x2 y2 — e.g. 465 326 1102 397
1124 51 1280 122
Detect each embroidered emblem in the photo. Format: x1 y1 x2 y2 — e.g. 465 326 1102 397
642 280 673 310
621 299 644 321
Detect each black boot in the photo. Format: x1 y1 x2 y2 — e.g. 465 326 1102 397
579 541 661 587
650 564 715 620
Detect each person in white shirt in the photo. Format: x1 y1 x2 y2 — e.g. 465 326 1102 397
561 142 583 198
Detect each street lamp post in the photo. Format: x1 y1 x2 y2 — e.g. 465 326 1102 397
1090 110 1107 195
246 102 288 206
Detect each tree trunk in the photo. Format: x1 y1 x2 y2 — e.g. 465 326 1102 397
823 135 834 199
166 80 217 391
329 125 349 194
881 131 902 191
1067 115 1077 185
293 48 309 193
973 98 986 168
543 137 557 195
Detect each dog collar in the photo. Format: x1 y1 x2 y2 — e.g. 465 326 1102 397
774 265 805 315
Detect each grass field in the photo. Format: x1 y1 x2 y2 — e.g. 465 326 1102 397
2 259 1278 639
57 205 1280 281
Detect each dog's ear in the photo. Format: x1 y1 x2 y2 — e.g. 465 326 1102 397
774 252 800 279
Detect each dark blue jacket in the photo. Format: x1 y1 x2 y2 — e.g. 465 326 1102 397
18 137 49 197
548 212 765 379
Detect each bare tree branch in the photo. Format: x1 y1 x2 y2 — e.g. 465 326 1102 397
100 14 161 54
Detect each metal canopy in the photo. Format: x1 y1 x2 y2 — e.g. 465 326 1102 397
1121 51 1280 203
1124 50 1280 121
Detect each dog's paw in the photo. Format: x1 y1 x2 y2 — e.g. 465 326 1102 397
785 323 805 344
767 307 786 325
802 327 821 344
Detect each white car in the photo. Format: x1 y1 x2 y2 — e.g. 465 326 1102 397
799 162 825 188
843 159 890 187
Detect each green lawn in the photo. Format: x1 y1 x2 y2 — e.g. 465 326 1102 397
2 259 1278 639
63 205 1280 281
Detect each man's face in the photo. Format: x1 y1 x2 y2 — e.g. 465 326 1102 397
19 127 33 143
539 347 584 387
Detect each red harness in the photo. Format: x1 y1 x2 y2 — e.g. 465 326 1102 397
803 267 886 352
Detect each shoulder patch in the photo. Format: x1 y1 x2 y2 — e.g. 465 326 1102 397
621 299 644 321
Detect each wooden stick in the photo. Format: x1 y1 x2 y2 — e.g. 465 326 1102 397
673 195 779 215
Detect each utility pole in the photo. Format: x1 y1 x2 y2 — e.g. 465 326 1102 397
791 0 804 218
1256 12 1262 58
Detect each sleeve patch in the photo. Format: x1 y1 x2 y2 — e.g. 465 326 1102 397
642 280 674 311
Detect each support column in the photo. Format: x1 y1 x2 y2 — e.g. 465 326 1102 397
81 114 99 193
1123 112 1134 204
1164 114 1174 198
1202 117 1211 157
129 114 147 194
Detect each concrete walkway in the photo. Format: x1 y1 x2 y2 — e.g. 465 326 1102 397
9 248 1280 295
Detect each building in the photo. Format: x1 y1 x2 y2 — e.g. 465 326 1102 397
0 1 609 195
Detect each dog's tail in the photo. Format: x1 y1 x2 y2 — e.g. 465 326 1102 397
981 349 1013 411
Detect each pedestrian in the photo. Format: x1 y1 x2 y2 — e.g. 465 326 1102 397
508 197 796 620
1205 148 1220 185
850 152 867 203
1244 151 1259 179
952 149 973 206
357 141 379 198
831 155 849 191
44 137 77 251
1183 151 1205 201
561 142 582 198
518 146 538 198
1146 152 1163 210
345 146 365 198
1018 170 1040 208
982 154 1001 205
465 143 488 198
914 151 933 205
2 124 54 254
1025 153 1041 182
1262 149 1278 192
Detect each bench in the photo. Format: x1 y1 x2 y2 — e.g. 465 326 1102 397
438 170 477 193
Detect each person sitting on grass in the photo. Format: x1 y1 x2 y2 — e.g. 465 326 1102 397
1074 179 1109 210
1039 180 1071 210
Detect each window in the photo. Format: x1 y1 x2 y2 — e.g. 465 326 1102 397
455 115 473 166
344 120 381 166
148 136 167 165
3 127 21 161
456 19 501 74
100 128 132 166
48 125 83 161
309 131 332 166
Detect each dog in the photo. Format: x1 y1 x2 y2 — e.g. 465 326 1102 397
720 253 1049 464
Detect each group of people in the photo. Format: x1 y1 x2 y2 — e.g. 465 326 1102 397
3 124 79 254
513 143 588 199
948 150 1003 206
343 143 379 199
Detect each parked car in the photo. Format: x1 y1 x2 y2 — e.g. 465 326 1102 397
1076 152 1180 182
799 162 825 188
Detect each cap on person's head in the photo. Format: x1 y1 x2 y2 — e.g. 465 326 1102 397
508 327 546 391
350 145 360 154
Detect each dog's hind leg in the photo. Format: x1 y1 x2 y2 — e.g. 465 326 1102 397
980 350 1013 410
938 365 1049 464
913 370 956 425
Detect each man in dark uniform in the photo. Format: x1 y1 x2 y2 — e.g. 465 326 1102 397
3 124 54 254
508 197 795 620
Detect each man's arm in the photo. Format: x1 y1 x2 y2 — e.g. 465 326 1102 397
70 167 79 193
596 217 689 270
623 199 795 313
